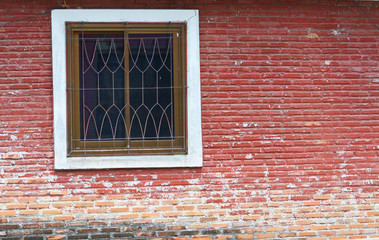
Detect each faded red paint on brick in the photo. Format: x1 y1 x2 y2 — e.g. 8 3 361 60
0 0 378 239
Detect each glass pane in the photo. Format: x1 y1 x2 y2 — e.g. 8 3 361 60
129 34 174 141
79 33 126 141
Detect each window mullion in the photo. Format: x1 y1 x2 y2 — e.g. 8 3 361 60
124 25 131 152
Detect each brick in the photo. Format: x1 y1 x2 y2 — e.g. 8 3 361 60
141 212 160 218
367 211 379 216
278 233 297 237
29 203 49 209
45 223 66 228
74 202 93 207
0 211 17 216
42 209 62 215
0 224 20 229
214 236 233 240
91 234 110 239
168 226 185 230
23 224 42 229
155 205 174 211
184 211 205 216
54 215 74 221
110 207 129 213
203 229 221 235
257 233 275 239
19 210 39 215
266 227 285 232
319 231 337 236
357 218 374 223
200 217 218 222
158 231 177 237
33 229 53 234
329 237 348 240
236 234 254 239
77 228 98 233
49 190 70 196
101 227 120 233
67 235 88 239
113 233 134 238
95 201 115 207
339 229 358 235
192 237 211 240
6 204 27 209
329 224 346 229
180 230 200 236
349 236 368 239
120 213 139 219
24 237 44 240
52 202 72 208
47 236 66 240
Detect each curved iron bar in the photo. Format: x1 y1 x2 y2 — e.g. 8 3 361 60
129 105 145 139
83 105 101 140
152 37 173 72
113 104 129 139
83 38 101 74
112 38 127 73
128 38 144 73
140 104 160 138
96 38 115 74
97 104 116 139
156 103 174 137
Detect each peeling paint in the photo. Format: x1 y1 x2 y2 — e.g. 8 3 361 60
307 33 318 38
103 182 113 188
188 178 200 185
331 30 341 35
242 122 258 128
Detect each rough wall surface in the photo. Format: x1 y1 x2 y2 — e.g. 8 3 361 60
1 0 378 239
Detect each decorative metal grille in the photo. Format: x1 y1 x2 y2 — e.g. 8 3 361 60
67 27 186 155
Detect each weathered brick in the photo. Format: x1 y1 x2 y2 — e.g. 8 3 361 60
54 215 74 221
33 229 53 234
77 228 98 233
236 234 255 239
192 237 211 240
101 227 120 233
67 235 88 239
180 231 200 236
1 1 379 240
0 224 20 230
42 209 62 215
24 237 44 240
113 233 135 238
91 234 111 239
46 236 66 240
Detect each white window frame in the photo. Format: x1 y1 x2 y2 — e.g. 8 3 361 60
52 9 202 169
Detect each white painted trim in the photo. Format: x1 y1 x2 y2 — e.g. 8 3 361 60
52 9 202 169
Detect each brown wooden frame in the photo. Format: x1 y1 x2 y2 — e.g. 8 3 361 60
66 22 187 156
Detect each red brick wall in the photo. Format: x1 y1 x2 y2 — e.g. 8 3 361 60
1 0 378 239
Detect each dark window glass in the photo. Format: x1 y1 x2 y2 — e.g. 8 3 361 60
79 33 126 140
78 33 174 141
129 34 174 141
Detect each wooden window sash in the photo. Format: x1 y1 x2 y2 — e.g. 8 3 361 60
66 23 187 156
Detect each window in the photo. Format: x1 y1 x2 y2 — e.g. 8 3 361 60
67 23 186 156
52 10 202 169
